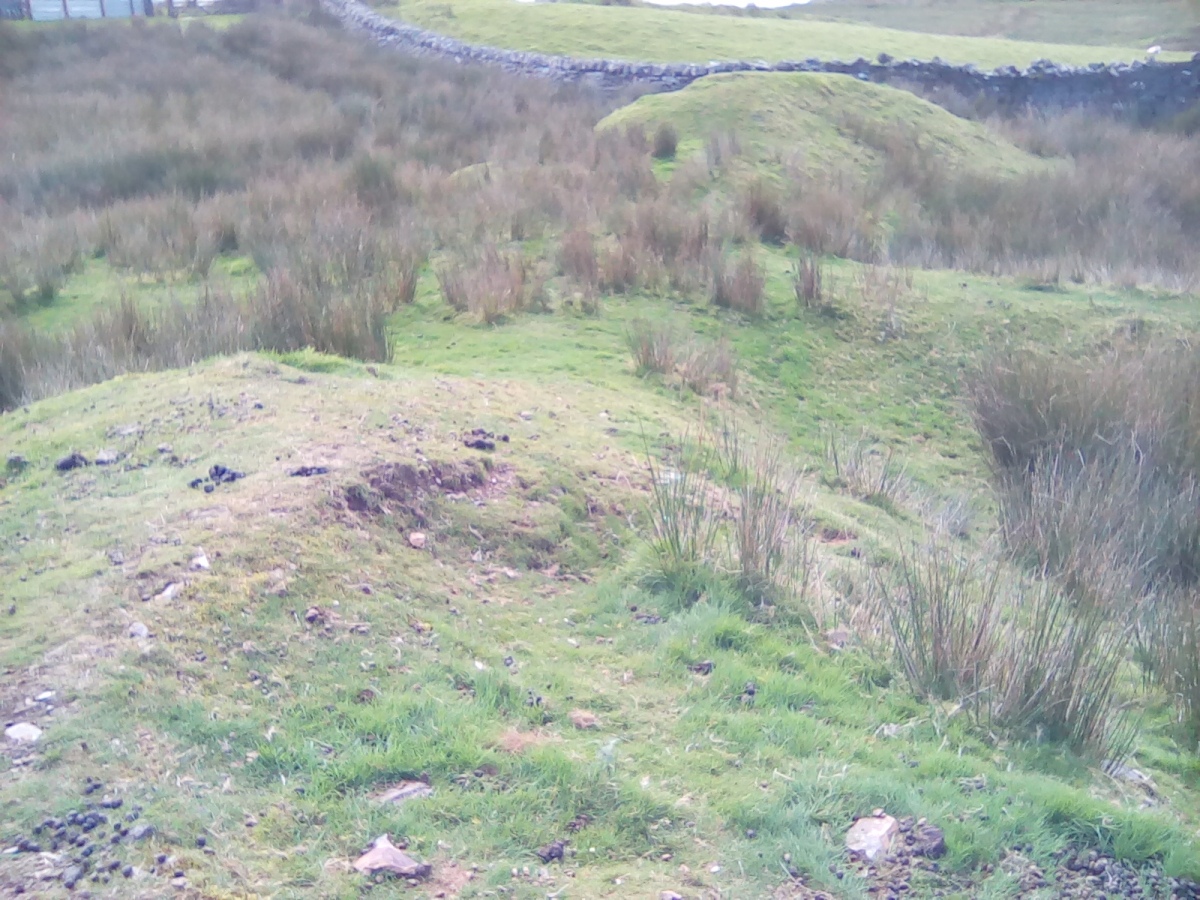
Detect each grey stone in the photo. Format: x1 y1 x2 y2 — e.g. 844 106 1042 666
55 452 88 472
4 722 42 743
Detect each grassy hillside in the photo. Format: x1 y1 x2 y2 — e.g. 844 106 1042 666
7 10 1200 900
6 261 1200 897
381 0 1189 65
599 72 1046 181
687 0 1198 52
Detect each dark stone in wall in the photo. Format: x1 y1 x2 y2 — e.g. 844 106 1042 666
319 0 1200 120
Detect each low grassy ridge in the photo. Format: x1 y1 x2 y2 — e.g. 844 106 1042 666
8 9 1200 900
380 0 1189 65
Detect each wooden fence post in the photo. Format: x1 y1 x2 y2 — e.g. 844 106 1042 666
21 0 31 18
98 0 106 16
61 0 69 18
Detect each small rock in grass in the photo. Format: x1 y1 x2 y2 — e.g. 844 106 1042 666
208 464 244 484
535 840 566 863
190 552 210 571
288 465 329 477
94 449 119 466
408 532 427 550
910 822 947 858
153 583 181 603
128 622 150 639
846 813 899 861
5 722 43 744
6 454 28 474
56 452 89 472
374 781 433 805
352 834 431 878
127 823 156 842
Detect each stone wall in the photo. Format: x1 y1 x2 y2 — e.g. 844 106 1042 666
319 0 1200 119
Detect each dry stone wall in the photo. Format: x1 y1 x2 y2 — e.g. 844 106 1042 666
320 0 1200 120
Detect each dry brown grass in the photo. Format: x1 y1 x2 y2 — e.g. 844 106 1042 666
701 112 1200 288
492 728 558 754
677 335 738 398
438 247 540 323
791 253 826 312
558 227 599 288
625 319 738 397
742 178 788 245
966 341 1200 742
0 5 664 405
710 252 766 317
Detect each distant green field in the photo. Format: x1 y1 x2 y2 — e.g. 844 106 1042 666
381 0 1188 66
683 0 1197 52
600 71 1046 181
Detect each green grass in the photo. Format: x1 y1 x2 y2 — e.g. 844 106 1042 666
7 255 258 332
733 0 1197 51
4 14 1200 895
380 0 1189 66
6 251 1200 896
600 72 1045 181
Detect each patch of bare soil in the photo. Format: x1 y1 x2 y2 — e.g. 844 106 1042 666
491 728 558 755
424 860 476 898
344 459 509 525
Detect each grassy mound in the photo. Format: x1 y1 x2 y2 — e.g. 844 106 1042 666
6 262 1200 896
381 0 1188 66
599 72 1046 180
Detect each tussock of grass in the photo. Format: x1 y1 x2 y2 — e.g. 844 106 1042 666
968 342 1200 745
